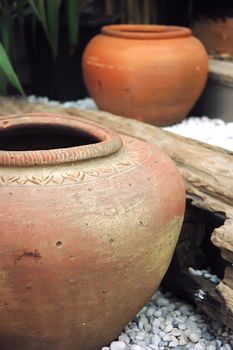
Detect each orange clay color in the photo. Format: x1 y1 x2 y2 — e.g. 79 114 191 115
82 24 208 126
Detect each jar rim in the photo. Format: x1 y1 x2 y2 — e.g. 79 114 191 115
101 24 191 39
0 113 122 166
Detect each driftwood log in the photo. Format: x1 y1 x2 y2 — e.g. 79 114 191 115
0 96 233 328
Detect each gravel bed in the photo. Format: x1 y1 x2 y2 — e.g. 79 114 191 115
26 96 233 349
102 289 233 350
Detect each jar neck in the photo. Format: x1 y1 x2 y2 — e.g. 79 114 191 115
0 113 122 166
101 24 191 40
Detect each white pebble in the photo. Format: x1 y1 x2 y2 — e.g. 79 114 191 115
154 310 162 317
158 331 165 338
222 332 229 337
180 304 194 315
156 297 169 307
162 334 171 341
136 332 145 340
148 345 158 350
110 341 127 350
144 324 152 333
130 345 145 350
178 323 187 331
179 335 188 345
210 275 220 284
169 340 179 347
146 308 154 317
164 324 173 333
151 334 161 346
171 329 183 336
118 334 130 344
195 343 206 350
216 339 223 347
224 344 232 350
207 345 216 350
188 333 201 343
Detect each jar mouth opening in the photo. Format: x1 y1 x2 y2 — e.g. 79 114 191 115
0 113 122 166
101 24 191 39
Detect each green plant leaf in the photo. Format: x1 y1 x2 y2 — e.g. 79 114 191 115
29 0 60 56
67 0 79 54
28 0 47 31
0 42 24 94
47 0 61 56
0 67 7 95
28 0 50 42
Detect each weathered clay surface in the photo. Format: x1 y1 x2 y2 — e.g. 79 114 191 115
0 112 185 350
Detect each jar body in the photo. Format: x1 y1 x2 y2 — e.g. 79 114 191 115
82 25 208 126
0 115 185 350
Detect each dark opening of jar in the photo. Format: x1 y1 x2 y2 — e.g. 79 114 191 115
0 114 122 166
0 124 99 151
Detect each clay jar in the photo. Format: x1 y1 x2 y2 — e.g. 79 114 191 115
0 113 185 350
82 24 208 126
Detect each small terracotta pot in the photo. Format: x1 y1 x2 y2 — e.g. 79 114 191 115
0 113 185 350
82 24 208 126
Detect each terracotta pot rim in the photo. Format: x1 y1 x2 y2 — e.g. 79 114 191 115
0 113 122 166
101 24 192 39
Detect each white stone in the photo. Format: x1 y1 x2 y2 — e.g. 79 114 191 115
224 344 232 350
158 331 165 338
119 334 130 344
148 345 158 350
169 340 179 347
144 324 152 333
162 334 171 341
207 345 216 350
136 332 145 340
171 328 183 336
216 339 223 347
222 332 229 337
146 308 154 317
154 310 162 317
110 341 127 350
164 324 173 333
194 343 206 350
188 332 201 343
152 326 159 335
178 323 187 331
179 335 188 346
130 345 145 350
151 334 161 346
179 304 194 315
165 316 173 325
156 297 169 307
152 319 160 327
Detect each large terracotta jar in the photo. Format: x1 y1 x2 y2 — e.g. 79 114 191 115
0 113 185 350
82 24 208 126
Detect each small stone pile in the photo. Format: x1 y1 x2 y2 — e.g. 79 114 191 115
102 289 233 350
